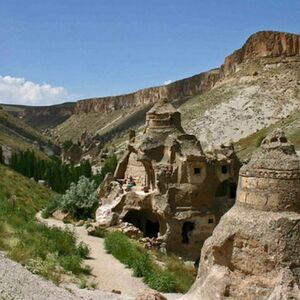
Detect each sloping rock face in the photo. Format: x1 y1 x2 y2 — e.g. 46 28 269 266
182 130 300 300
222 31 300 74
21 104 75 130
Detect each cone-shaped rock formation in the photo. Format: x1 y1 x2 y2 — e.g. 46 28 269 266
182 129 300 300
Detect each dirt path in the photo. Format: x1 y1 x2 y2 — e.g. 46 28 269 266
37 213 148 298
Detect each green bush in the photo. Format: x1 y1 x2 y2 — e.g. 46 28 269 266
93 155 117 185
145 269 176 292
61 176 98 220
76 242 90 258
42 194 62 218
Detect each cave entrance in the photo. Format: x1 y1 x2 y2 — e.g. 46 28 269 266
123 209 160 238
182 221 195 244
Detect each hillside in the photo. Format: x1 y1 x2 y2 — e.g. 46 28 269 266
180 55 300 150
0 108 60 161
2 102 75 131
50 31 299 153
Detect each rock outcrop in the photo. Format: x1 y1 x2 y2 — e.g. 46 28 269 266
95 99 240 260
74 70 219 114
222 31 300 74
74 31 300 116
182 129 300 300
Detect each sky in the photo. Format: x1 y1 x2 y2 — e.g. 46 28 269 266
0 0 299 106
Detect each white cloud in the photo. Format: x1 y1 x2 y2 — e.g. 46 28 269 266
0 75 70 106
163 79 172 85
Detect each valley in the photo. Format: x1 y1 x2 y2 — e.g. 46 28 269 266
0 29 300 300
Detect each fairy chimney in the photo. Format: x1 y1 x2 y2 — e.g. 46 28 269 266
182 129 300 300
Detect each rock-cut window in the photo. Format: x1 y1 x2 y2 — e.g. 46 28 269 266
194 167 201 175
221 165 228 174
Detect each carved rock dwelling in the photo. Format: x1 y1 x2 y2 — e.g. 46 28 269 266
182 129 300 299
96 99 240 260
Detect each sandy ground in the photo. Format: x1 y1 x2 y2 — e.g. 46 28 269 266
37 213 181 300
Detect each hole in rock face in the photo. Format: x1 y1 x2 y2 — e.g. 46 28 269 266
123 209 160 238
216 181 229 197
221 165 228 174
208 218 214 224
270 137 278 143
280 137 287 143
182 222 195 244
194 167 201 175
215 181 237 199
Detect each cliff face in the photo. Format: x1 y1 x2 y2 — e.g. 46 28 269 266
74 70 220 114
222 31 300 74
73 31 300 116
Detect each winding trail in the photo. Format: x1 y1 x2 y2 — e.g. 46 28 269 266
37 212 148 298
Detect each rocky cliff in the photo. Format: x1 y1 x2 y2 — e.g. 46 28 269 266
73 31 300 116
74 70 220 114
54 30 300 151
222 31 300 74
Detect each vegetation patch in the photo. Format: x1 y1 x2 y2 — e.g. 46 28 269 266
104 232 196 293
9 149 92 193
0 164 90 284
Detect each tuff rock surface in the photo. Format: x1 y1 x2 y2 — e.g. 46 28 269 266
181 130 300 300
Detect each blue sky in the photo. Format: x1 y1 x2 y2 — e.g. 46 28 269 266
0 0 299 105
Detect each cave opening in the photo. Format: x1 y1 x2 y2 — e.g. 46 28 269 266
182 221 195 244
123 209 160 238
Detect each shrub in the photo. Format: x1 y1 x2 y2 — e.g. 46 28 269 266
76 242 90 258
144 269 176 292
42 194 62 218
62 140 73 150
93 155 118 185
61 176 98 220
105 232 152 276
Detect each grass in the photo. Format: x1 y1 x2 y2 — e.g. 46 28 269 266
89 227 108 238
0 163 90 284
104 232 196 293
235 109 300 160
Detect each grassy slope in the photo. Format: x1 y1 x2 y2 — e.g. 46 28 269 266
0 163 90 284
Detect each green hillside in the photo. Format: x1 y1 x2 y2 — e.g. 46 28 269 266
0 163 90 284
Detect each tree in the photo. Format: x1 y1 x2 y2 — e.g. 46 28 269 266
93 154 118 185
61 176 98 219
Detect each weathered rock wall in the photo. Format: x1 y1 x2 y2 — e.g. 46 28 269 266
74 31 300 116
22 104 75 129
74 70 220 114
222 31 300 74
